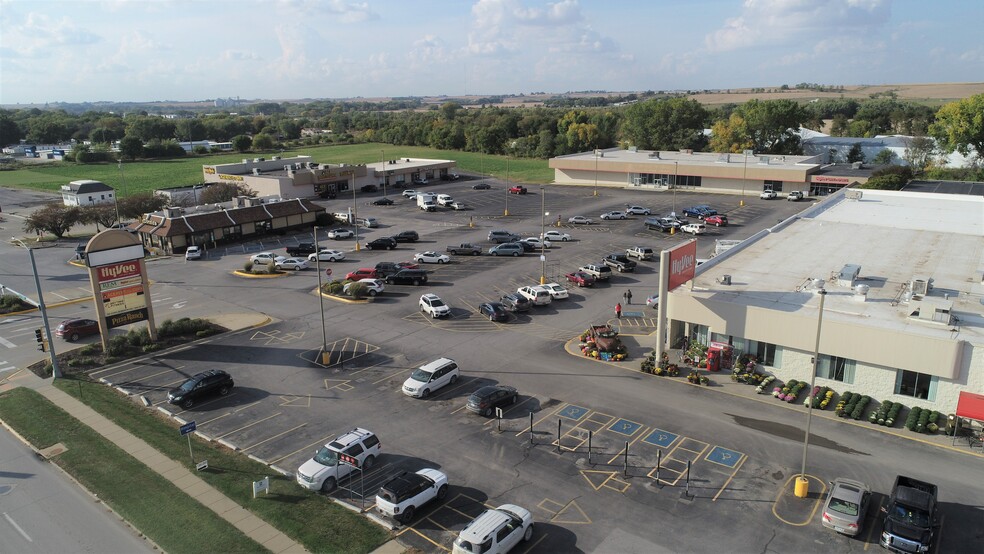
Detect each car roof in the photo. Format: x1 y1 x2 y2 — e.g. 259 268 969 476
380 470 432 496
421 293 441 300
830 478 868 502
458 508 513 543
331 427 375 448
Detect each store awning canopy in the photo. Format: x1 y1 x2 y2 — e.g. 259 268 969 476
956 391 984 422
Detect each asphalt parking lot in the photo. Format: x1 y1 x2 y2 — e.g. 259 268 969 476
50 182 981 552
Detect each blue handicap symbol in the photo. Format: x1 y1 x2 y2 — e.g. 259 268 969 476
706 446 742 468
608 419 642 436
642 428 679 448
558 405 589 421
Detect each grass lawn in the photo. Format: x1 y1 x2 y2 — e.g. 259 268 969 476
0 142 552 195
0 387 268 554
52 376 391 554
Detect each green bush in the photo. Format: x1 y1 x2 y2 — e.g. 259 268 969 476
243 260 254 272
158 317 211 338
142 344 162 353
105 335 133 357
346 281 368 299
0 294 33 313
127 327 152 347
80 344 101 355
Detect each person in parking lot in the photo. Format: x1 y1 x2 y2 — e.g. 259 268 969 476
624 290 633 305
615 302 622 319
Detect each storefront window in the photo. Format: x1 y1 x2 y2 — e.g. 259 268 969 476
764 180 783 192
816 355 855 384
895 370 937 401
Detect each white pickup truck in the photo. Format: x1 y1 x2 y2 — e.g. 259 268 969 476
578 264 612 281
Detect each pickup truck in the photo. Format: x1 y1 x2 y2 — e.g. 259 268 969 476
644 217 672 232
285 242 317 257
788 190 805 201
579 264 612 281
602 254 637 273
880 475 939 553
508 185 528 195
625 246 655 261
446 243 482 256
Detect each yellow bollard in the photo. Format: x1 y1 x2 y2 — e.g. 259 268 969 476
794 476 809 498
321 352 331 365
540 275 546 285
670 227 675 235
740 199 745 207
504 209 509 216
355 242 361 252
469 216 474 228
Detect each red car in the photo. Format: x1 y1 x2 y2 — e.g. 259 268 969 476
565 271 596 287
345 268 379 281
508 185 527 195
397 261 420 270
55 318 100 342
704 214 729 227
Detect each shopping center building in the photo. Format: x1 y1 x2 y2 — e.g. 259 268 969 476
549 148 873 197
665 188 984 414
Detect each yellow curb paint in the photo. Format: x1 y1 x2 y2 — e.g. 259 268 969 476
231 270 288 279
772 474 825 526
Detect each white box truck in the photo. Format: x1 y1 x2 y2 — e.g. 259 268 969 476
417 192 437 211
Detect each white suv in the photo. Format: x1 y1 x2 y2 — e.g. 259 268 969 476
403 358 459 398
452 504 533 554
376 468 449 524
517 285 552 306
419 293 451 318
296 428 380 492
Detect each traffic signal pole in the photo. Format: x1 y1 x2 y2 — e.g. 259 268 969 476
24 246 61 378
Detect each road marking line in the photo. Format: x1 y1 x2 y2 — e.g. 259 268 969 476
270 435 336 464
0 336 15 348
3 512 32 542
712 454 747 501
213 412 282 439
520 534 549 553
484 396 536 426
405 526 450 551
241 424 307 452
862 497 884 550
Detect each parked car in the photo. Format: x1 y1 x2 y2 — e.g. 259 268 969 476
602 254 637 273
414 251 451 264
488 230 521 243
372 197 394 206
250 252 279 264
788 190 805 201
760 190 778 200
296 428 380 492
402 189 418 198
436 194 454 207
565 271 596 287
704 214 729 227
508 185 527 194
682 205 717 219
366 237 398 250
659 216 683 229
375 469 449 524
308 249 345 262
541 283 569 300
385 269 429 286
520 237 552 249
344 278 385 296
466 385 519 416
513 240 536 253
646 294 659 308
185 246 202 260
452 504 533 554
541 230 571 242
479 302 510 322
360 184 378 193
578 264 612 281
402 357 459 398
285 242 318 257
625 205 651 215
167 369 234 409
644 217 672 232
55 318 100 342
450 201 468 210
392 230 420 243
821 478 871 536
681 223 707 235
327 228 355 240
345 268 379 281
499 293 531 312
472 183 491 190
567 216 594 225
600 211 627 220
625 246 654 260
517 285 552 306
275 257 310 271
412 177 428 185
419 293 451 318
489 243 524 257
446 243 483 256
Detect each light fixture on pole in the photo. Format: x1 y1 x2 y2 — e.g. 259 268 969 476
672 160 678 215
380 149 386 197
539 186 547 285
593 150 599 197
795 284 827 498
12 239 62 378
352 184 361 251
313 227 329 364
741 149 752 207
504 157 510 216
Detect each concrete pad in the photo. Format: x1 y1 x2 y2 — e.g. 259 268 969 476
182 481 211 497
234 516 264 533
210 498 241 515
249 524 279 543
196 489 227 508
160 465 188 480
222 507 252 525
38 442 68 458
370 540 408 554
262 534 301 554
172 473 200 490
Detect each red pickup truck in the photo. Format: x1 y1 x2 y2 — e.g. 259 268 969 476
508 185 528 195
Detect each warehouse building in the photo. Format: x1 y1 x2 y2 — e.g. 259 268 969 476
665 188 984 414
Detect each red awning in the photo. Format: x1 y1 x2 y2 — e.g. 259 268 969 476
956 391 984 421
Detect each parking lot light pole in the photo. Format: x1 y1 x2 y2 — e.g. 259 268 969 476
741 149 752 207
313 227 329 364
593 150 599 197
796 286 827 498
504 157 510 216
672 160 678 215
13 239 61 378
540 186 547 285
352 185 361 251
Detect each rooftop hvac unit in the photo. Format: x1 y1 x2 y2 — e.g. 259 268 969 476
721 275 732 285
294 162 302 170
271 156 280 161
242 159 249 164
253 158 261 163
910 277 932 299
252 168 261 175
648 152 660 159
837 264 861 287
854 284 869 301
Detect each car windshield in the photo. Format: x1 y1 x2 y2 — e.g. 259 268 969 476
892 505 930 527
410 369 433 382
828 496 859 516
430 299 446 307
177 379 198 392
313 446 339 466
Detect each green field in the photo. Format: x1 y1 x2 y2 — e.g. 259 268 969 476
0 143 553 195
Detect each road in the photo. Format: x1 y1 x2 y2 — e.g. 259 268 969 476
0 423 155 554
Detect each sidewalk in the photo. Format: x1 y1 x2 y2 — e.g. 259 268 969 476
566 333 984 458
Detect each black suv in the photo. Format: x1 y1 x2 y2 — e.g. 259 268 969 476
603 254 637 273
392 230 419 243
499 293 531 312
360 184 378 193
167 370 234 409
366 237 398 250
385 269 429 286
374 262 405 278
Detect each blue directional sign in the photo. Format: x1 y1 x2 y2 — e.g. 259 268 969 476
558 405 589 421
705 446 743 468
608 419 642 436
179 421 197 436
643 428 679 448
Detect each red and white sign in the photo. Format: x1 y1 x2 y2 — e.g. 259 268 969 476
667 239 697 291
812 175 851 185
97 260 148 329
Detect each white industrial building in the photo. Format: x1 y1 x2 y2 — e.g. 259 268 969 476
667 188 984 415
61 179 116 206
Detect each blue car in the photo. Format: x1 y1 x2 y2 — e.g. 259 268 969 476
682 205 718 219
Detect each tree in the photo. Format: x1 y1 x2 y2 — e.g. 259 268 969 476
930 94 984 160
125 116 176 141
872 149 896 165
79 204 119 230
199 182 255 204
733 99 805 154
175 118 207 142
118 193 168 220
119 135 144 160
859 165 913 190
23 203 81 239
89 127 117 144
0 111 22 146
902 136 936 171
231 134 253 152
252 133 275 150
621 98 708 151
847 143 865 163
709 113 753 153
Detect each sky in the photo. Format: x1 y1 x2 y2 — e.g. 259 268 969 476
1 0 982 104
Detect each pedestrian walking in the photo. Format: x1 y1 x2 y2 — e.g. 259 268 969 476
615 302 622 319
625 289 633 305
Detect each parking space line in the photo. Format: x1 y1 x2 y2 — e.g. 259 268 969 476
483 396 537 426
198 400 263 425
604 425 652 465
520 534 549 553
515 402 572 437
450 404 469 415
862 497 884 550
711 454 747 502
404 526 451 552
270 435 336 465
98 362 186 381
240 423 307 452
213 412 282 439
372 368 407 385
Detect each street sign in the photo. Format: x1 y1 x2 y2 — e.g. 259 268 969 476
196 460 208 471
325 267 333 277
179 421 197 435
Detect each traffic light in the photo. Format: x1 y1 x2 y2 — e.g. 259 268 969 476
35 328 46 352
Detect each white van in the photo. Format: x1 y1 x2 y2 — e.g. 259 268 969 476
437 194 454 207
402 357 459 398
358 217 378 228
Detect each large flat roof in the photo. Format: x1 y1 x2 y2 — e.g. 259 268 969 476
686 189 984 344
555 148 821 170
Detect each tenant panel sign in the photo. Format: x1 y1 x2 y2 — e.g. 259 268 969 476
97 261 148 328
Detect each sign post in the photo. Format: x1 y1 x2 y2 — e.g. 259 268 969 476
656 240 698 361
179 421 197 465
